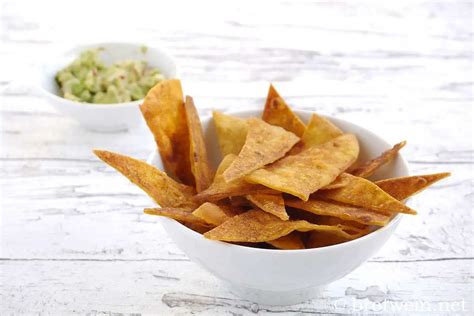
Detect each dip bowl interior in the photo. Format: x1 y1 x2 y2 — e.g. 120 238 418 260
37 42 177 132
147 109 409 305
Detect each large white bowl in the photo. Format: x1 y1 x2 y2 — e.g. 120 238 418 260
36 42 177 132
147 109 409 305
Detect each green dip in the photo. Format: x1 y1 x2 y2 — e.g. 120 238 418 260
55 48 165 104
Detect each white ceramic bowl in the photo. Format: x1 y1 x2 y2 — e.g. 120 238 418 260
36 42 177 132
147 110 409 305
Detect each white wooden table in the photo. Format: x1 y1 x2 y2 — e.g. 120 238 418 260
1 0 472 314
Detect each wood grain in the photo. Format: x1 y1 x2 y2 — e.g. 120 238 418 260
1 0 472 314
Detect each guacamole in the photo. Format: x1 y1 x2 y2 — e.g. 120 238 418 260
55 48 165 104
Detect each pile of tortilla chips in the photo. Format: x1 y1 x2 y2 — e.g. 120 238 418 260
94 79 450 250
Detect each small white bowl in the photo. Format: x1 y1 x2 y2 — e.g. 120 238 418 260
36 42 177 132
147 109 409 305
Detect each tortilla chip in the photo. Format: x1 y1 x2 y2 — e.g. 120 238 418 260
204 209 362 242
195 154 275 202
246 193 289 220
246 134 359 201
301 113 343 148
184 96 214 192
262 85 306 137
193 203 301 249
94 150 197 209
316 173 417 215
286 198 391 226
144 208 213 233
192 202 235 226
184 222 215 234
321 173 353 190
213 111 248 156
268 232 305 250
222 118 300 182
350 141 407 178
230 196 253 208
139 80 194 185
306 231 351 248
314 215 370 232
375 173 451 201
216 201 247 216
144 207 204 224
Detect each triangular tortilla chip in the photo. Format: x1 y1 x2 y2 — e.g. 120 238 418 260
204 209 363 242
313 215 370 232
268 232 305 250
222 118 299 182
246 193 289 220
375 173 450 201
230 196 253 208
350 141 406 178
301 113 343 148
262 84 306 137
195 154 275 202
144 207 208 225
139 80 194 185
321 173 353 190
184 96 214 192
213 111 248 156
316 173 417 214
192 202 236 226
94 150 197 209
246 134 359 201
193 202 301 249
286 198 391 226
306 231 351 248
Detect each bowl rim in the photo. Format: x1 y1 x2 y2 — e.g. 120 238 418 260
37 41 178 109
148 109 408 253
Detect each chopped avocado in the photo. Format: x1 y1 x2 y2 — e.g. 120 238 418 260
55 48 165 104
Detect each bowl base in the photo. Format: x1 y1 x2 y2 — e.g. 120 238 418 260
228 283 324 306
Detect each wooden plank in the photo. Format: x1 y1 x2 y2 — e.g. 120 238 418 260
1 259 471 314
1 0 472 313
1 95 472 163
0 160 468 261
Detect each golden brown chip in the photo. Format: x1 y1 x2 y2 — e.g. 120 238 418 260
94 150 197 209
184 96 214 192
192 202 234 226
375 173 450 201
139 80 194 185
246 134 359 201
213 155 232 179
204 209 362 243
316 173 417 215
215 201 247 216
195 154 275 202
144 207 202 223
262 85 306 137
286 198 390 226
268 232 305 250
184 222 215 234
306 231 351 248
144 208 213 233
350 141 407 178
193 202 301 249
222 118 299 182
246 193 289 220
230 196 253 208
321 173 353 190
301 113 343 148
314 215 370 232
212 111 248 157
